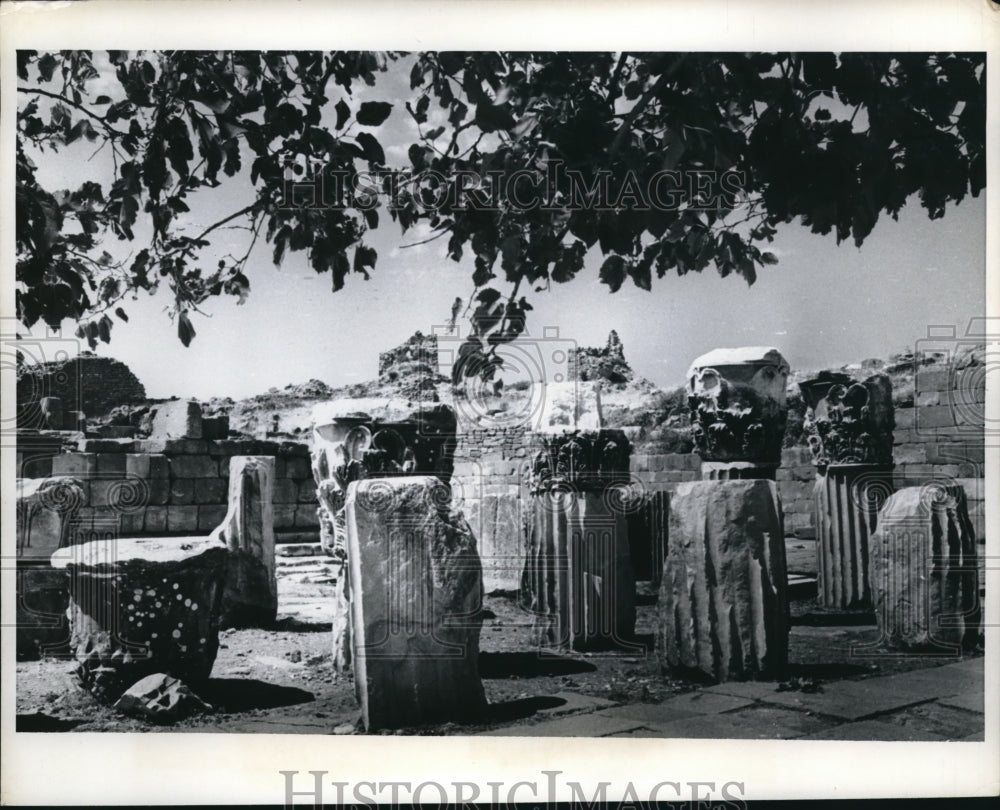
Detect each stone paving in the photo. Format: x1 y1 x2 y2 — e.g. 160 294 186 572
474 656 985 740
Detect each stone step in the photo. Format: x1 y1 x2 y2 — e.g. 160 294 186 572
275 542 324 557
276 555 336 568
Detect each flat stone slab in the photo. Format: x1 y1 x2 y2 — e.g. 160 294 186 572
702 681 788 701
599 692 755 725
755 678 942 721
537 691 618 716
703 659 986 722
878 702 985 740
477 713 646 737
799 719 947 741
51 535 222 568
937 693 984 714
615 705 835 740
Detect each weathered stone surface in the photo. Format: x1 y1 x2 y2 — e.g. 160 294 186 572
345 476 486 730
870 486 981 651
528 429 631 494
209 456 277 628
17 476 85 560
657 480 789 682
466 493 525 594
814 464 893 609
625 490 669 583
16 563 71 659
311 400 458 672
113 673 213 723
799 371 895 467
537 381 603 434
521 490 636 650
148 399 203 440
687 347 789 472
51 536 228 702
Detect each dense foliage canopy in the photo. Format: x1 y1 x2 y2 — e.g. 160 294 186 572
16 51 985 381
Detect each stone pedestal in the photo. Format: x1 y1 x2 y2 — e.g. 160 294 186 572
345 476 485 731
800 372 895 610
687 347 790 480
51 536 228 702
869 486 981 652
210 456 277 628
520 426 636 649
813 465 893 609
657 480 789 682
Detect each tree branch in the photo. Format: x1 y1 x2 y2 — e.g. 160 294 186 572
17 85 129 138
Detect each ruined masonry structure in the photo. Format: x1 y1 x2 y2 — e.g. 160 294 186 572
800 371 895 609
657 348 791 681
310 398 459 675
869 485 981 652
346 476 486 731
520 383 637 650
16 352 146 426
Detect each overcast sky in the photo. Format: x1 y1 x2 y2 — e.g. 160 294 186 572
20 53 986 400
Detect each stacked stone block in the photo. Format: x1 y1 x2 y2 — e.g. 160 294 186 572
47 437 317 539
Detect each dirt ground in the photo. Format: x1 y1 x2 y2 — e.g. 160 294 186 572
17 571 979 735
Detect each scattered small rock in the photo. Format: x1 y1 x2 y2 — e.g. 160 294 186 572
333 722 356 735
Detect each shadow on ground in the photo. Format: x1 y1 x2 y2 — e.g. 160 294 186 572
270 617 333 633
198 678 315 712
479 651 597 678
17 712 87 732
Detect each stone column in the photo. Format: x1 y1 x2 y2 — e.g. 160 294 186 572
656 348 791 682
346 476 486 731
869 485 981 652
625 490 670 585
687 347 790 480
310 400 459 674
521 427 636 650
51 536 228 702
800 372 895 609
210 455 276 628
657 479 789 681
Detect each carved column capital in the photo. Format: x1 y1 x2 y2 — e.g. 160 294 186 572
529 429 631 494
687 347 790 468
799 372 894 469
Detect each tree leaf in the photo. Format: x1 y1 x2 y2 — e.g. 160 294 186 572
598 254 627 293
334 98 351 130
355 132 385 165
177 310 196 347
356 101 393 126
474 101 517 133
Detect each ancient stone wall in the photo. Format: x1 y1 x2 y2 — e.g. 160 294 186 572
26 437 317 542
891 363 986 540
17 353 146 421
